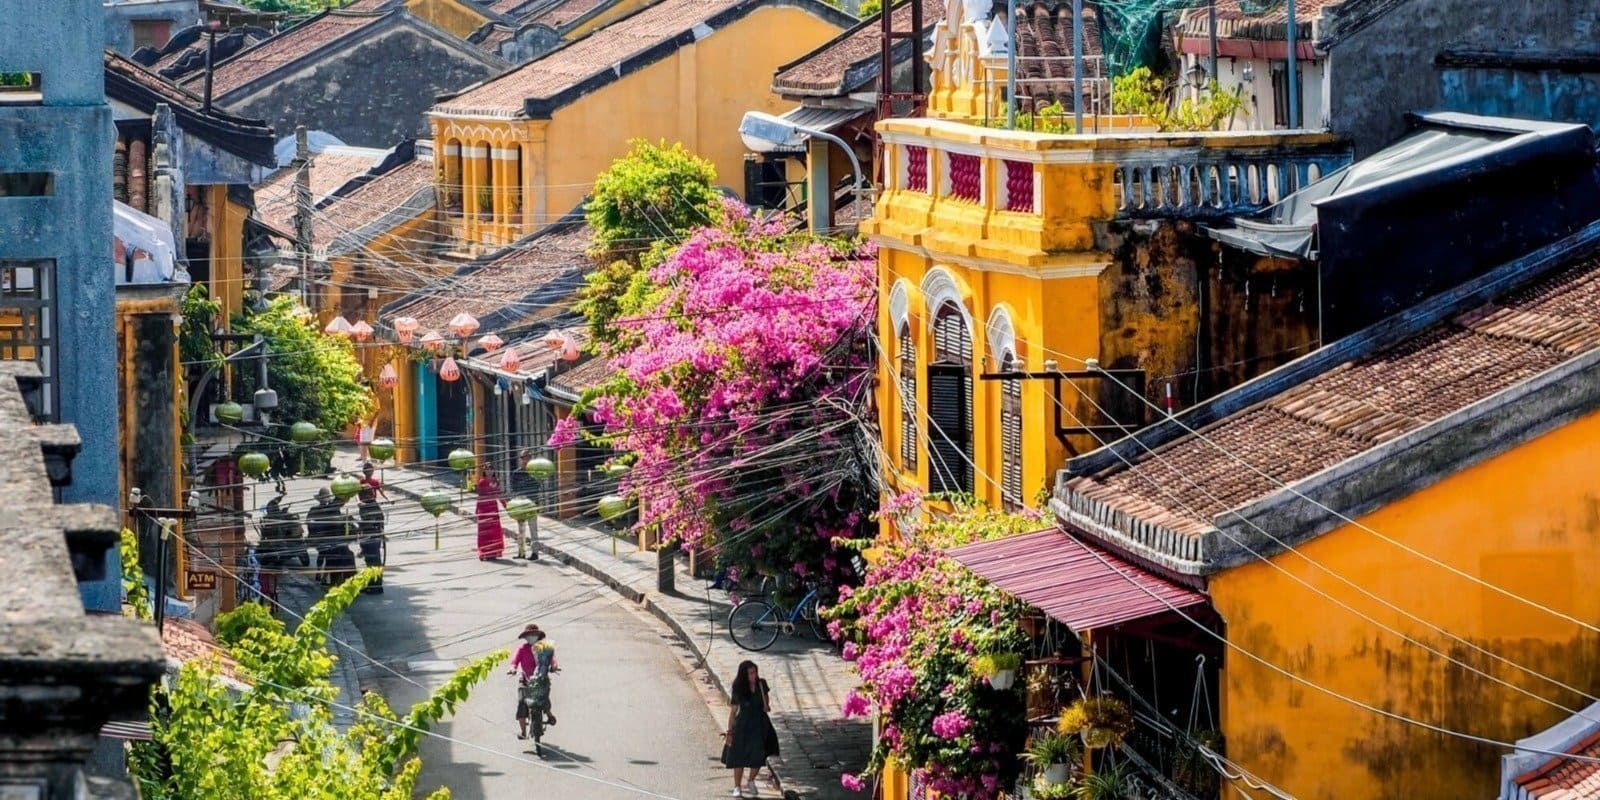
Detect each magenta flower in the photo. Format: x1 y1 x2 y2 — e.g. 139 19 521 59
932 710 972 739
841 690 871 718
840 773 864 792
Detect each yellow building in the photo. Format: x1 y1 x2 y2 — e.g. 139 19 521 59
470 0 654 63
426 0 854 254
865 2 1349 516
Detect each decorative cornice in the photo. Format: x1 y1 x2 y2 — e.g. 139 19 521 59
869 234 1111 278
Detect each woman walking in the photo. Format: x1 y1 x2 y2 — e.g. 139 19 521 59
722 660 776 798
474 471 507 560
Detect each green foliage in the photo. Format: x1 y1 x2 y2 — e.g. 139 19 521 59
1025 731 1080 766
1110 67 1245 132
180 284 223 372
985 101 1074 134
230 0 335 12
972 651 1021 677
130 568 503 799
233 297 374 476
859 0 882 16
580 141 719 343
1070 762 1131 800
121 529 152 621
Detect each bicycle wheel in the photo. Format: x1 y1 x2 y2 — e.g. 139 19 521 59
801 596 829 641
728 599 781 651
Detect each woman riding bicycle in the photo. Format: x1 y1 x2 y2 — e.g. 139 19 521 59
508 624 558 739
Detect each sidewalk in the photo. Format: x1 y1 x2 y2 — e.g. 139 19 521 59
335 450 869 798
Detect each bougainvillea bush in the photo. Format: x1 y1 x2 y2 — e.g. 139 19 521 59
829 494 1043 797
552 201 876 588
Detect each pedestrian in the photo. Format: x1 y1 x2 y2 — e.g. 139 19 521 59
356 417 376 461
507 624 559 739
307 488 355 586
474 470 507 560
722 660 776 798
356 462 387 594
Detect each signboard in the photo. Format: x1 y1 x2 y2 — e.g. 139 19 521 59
186 570 217 591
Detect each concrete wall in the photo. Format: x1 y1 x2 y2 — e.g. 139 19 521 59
104 0 198 54
1326 0 1600 156
225 25 502 148
0 0 121 611
1209 406 1600 799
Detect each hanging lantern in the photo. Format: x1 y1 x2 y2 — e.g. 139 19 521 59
478 332 504 353
561 339 580 362
541 329 567 351
499 347 522 373
214 401 245 424
368 438 396 462
378 362 399 389
290 421 321 443
449 312 480 339
329 474 361 502
438 356 461 382
506 497 539 522
393 316 420 344
447 448 477 472
419 490 452 516
419 330 446 353
597 494 629 522
524 456 556 481
238 451 271 478
324 315 353 337
350 320 374 342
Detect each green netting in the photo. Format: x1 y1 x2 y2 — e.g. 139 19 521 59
1089 0 1289 75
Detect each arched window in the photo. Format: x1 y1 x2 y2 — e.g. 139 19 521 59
928 302 973 494
897 322 917 471
442 138 462 213
474 140 492 221
1000 352 1023 511
507 143 523 227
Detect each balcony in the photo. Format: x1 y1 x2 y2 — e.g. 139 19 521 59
864 117 1353 269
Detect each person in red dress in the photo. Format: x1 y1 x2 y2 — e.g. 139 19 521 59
474 471 507 560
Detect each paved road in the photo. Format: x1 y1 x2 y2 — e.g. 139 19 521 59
275 472 732 800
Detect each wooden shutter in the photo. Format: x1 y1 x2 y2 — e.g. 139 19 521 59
898 328 917 471
927 364 971 494
1001 373 1023 510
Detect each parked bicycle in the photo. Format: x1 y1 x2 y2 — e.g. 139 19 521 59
727 579 827 651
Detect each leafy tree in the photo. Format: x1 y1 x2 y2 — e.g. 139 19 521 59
130 568 506 800
580 140 720 344
233 296 374 476
120 529 152 621
232 0 347 12
1111 66 1245 132
859 0 882 16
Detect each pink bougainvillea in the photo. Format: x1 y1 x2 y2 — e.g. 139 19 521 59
552 201 876 585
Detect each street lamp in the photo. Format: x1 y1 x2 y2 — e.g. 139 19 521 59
739 111 869 221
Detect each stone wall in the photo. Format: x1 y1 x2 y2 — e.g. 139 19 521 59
225 26 503 149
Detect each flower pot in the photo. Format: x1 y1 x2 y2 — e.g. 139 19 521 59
1081 727 1116 749
988 668 1016 690
1042 763 1071 785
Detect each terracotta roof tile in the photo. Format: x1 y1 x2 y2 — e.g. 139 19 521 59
531 0 609 27
471 22 518 52
468 327 592 378
1013 1 1105 110
1069 257 1600 540
435 0 745 115
774 0 944 96
1517 730 1600 799
313 159 434 254
161 617 248 684
254 151 388 236
106 50 203 107
383 220 592 332
550 354 611 394
1179 0 1339 41
189 11 387 97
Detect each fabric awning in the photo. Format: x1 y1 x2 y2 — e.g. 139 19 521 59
114 200 181 285
748 105 870 153
947 529 1208 632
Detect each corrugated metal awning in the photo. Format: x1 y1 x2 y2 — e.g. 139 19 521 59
101 720 153 741
947 529 1207 632
749 105 870 153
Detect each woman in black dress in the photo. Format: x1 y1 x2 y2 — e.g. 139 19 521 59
722 660 777 798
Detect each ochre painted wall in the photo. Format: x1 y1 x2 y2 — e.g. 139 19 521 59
404 0 493 40
1208 408 1600 799
213 186 248 329
562 0 650 40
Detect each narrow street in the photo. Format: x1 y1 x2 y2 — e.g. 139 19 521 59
275 470 729 800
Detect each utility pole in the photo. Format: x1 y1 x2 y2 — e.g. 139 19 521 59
1006 0 1017 129
1286 0 1300 128
1072 0 1084 132
291 125 312 307
1208 0 1219 88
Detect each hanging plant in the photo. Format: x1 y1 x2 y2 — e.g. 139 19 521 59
1059 697 1133 750
1024 732 1080 785
973 652 1022 690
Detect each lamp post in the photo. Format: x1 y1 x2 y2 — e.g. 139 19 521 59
740 111 867 233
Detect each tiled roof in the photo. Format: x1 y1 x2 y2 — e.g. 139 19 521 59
1062 255 1600 544
468 327 592 379
382 218 592 333
189 10 388 97
1515 730 1600 799
161 617 248 685
469 21 518 52
549 353 611 395
530 0 608 27
773 0 944 96
343 0 400 9
313 159 434 255
436 0 846 116
1179 0 1338 41
254 150 388 236
107 49 203 107
1012 1 1105 110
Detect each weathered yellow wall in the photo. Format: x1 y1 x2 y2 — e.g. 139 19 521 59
1209 408 1600 800
562 0 649 39
404 0 492 39
213 187 248 328
392 353 418 464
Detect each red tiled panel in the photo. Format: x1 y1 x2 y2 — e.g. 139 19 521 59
1003 159 1033 212
948 153 980 203
948 529 1208 632
905 145 928 192
1515 729 1600 799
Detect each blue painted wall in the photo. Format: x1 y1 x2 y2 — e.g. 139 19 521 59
1440 68 1600 135
417 361 438 463
0 0 121 611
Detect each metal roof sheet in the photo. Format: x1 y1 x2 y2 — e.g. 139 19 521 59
946 529 1207 632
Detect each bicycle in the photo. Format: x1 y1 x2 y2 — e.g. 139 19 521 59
727 580 828 651
518 675 554 757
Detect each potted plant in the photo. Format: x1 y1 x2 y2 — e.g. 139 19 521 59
1030 778 1075 800
1025 731 1080 785
973 652 1023 690
1172 729 1222 794
1070 762 1132 800
1059 696 1134 750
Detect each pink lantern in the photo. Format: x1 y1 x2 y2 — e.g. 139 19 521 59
499 347 522 373
350 320 375 342
324 315 352 337
561 339 581 362
541 328 567 351
419 330 446 353
438 356 461 382
393 316 420 344
448 312 480 339
378 362 399 389
478 332 504 353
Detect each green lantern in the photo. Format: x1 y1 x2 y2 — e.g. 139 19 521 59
447 448 477 472
506 497 538 522
238 451 271 479
597 494 629 522
329 474 360 502
420 490 452 550
290 421 321 443
602 462 631 479
524 456 556 481
367 437 396 462
215 401 245 424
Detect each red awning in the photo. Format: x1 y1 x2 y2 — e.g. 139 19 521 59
947 529 1208 632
